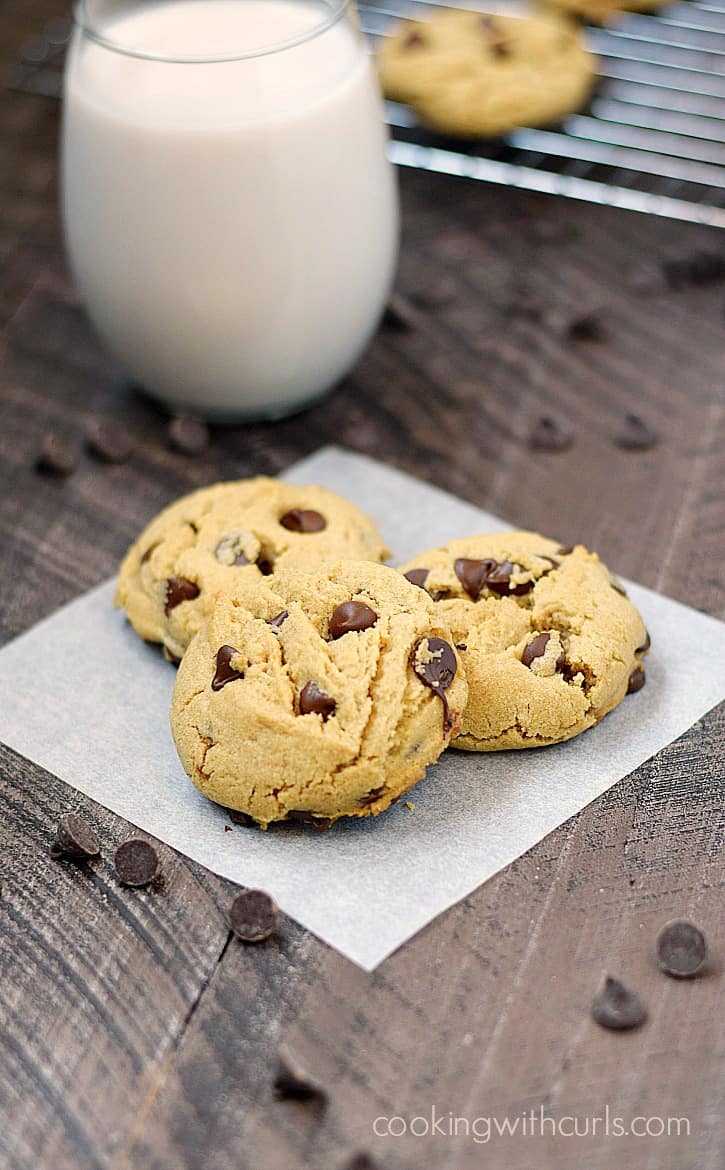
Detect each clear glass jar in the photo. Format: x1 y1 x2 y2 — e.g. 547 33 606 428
61 0 399 419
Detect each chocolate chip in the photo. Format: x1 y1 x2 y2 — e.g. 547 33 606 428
486 560 533 596
268 610 288 629
168 414 209 455
212 645 244 691
403 30 425 49
85 418 132 464
163 646 181 667
344 1156 379 1170
279 508 326 533
591 976 647 1031
636 630 651 655
228 889 278 942
50 813 100 861
411 637 458 733
229 809 256 828
480 15 509 56
328 600 378 639
299 681 336 721
454 557 497 601
286 809 333 830
431 589 452 602
215 533 250 566
383 292 419 332
403 568 430 590
627 665 646 694
455 642 467 651
274 1044 327 1101
257 557 274 576
528 415 574 453
615 414 659 452
556 545 574 556
358 786 385 808
140 543 159 565
521 632 566 671
165 576 200 614
656 919 707 978
114 838 159 887
567 312 605 342
664 250 725 289
35 432 78 477
609 575 628 597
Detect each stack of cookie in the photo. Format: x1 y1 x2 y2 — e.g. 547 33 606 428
117 479 649 828
377 9 597 139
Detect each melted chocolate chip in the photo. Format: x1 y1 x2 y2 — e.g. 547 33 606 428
403 30 425 49
480 15 509 57
268 610 288 629
35 432 78 477
168 415 209 455
486 560 533 596
299 682 336 721
656 919 707 978
50 813 100 861
636 630 651 655
164 576 200 614
411 637 458 734
358 786 385 808
615 414 659 452
627 665 646 694
403 568 430 590
528 416 574 453
454 557 497 601
591 976 647 1031
328 600 378 639
212 645 244 691
140 543 159 565
257 557 274 576
521 632 566 672
279 508 326 533
286 809 333 830
114 838 159 887
228 889 278 942
215 533 250 567
274 1044 327 1101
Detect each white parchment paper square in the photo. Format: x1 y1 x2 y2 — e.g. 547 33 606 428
1 447 723 970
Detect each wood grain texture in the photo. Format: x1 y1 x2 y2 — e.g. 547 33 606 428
1 6 724 1168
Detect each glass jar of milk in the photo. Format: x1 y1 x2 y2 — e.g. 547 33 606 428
61 0 399 420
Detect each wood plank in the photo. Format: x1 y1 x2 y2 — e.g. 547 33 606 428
0 16 724 1169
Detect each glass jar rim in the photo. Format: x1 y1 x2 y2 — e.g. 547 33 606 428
73 0 352 63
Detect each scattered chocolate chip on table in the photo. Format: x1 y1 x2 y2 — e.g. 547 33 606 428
657 920 708 978
591 976 647 1032
114 838 160 887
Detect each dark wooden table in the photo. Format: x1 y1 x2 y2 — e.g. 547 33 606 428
2 4 724 1168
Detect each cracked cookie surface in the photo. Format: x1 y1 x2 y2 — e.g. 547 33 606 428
378 9 595 138
399 531 649 750
170 560 468 827
116 478 389 661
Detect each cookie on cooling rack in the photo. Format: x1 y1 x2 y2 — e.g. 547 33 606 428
378 8 596 138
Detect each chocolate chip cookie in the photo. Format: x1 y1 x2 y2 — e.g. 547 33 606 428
544 0 665 24
116 479 389 661
170 560 468 827
399 532 649 750
378 9 596 138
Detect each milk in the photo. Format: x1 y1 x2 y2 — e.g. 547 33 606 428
61 0 398 418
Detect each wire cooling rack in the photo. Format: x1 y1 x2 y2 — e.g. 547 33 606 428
5 4 725 226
